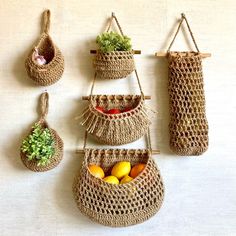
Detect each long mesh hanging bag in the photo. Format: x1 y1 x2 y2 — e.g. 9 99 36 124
20 92 63 171
25 10 64 86
73 130 164 227
166 14 209 156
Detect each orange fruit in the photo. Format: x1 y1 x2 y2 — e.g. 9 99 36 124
111 161 131 179
120 175 133 184
130 163 146 178
103 176 119 184
88 165 105 179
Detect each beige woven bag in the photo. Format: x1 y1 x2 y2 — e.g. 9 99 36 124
93 13 135 79
73 131 164 227
20 92 63 172
79 70 153 145
167 14 209 156
25 10 64 86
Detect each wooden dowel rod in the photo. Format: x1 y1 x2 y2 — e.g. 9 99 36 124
82 95 151 100
76 149 160 155
155 52 211 58
90 50 141 54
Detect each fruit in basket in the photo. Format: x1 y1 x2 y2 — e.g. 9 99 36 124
111 161 131 179
120 175 133 184
88 165 105 178
106 108 121 114
96 106 105 113
103 176 119 184
130 163 146 178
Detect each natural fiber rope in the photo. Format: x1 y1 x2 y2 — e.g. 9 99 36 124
106 12 124 36
40 92 49 119
89 69 144 98
167 13 200 52
43 9 50 34
20 92 64 171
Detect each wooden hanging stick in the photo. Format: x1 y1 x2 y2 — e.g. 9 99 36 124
155 52 211 58
76 149 160 155
82 95 151 100
90 50 141 54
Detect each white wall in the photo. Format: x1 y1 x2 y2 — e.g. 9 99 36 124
0 0 236 235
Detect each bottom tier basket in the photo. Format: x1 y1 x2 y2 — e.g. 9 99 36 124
20 120 64 172
73 148 164 227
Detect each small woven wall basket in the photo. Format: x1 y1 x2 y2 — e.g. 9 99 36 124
73 148 164 227
166 14 209 156
25 10 64 86
20 92 63 172
93 13 135 79
79 95 152 145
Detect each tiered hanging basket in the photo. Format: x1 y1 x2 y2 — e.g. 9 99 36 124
80 94 152 145
25 10 64 86
20 92 63 172
73 148 164 227
93 13 135 79
166 14 209 156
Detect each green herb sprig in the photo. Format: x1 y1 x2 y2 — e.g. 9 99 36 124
21 123 55 166
96 31 132 53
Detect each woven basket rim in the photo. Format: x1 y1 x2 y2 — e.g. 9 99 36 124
168 51 201 58
30 33 58 68
89 94 144 120
96 50 134 55
84 148 152 188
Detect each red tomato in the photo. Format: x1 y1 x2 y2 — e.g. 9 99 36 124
106 108 121 114
96 106 105 113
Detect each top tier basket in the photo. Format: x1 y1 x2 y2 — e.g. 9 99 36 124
93 13 135 80
166 14 209 156
25 10 64 86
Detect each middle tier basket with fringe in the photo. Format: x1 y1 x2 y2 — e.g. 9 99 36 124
78 69 154 146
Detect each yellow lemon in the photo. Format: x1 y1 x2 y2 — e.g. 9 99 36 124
88 165 105 179
111 161 131 179
120 175 133 184
103 176 119 184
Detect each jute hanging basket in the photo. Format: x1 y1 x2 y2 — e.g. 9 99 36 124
166 14 209 156
79 94 152 145
93 13 135 79
20 92 63 172
25 10 64 86
73 148 164 227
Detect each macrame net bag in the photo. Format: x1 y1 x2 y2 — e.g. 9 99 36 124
93 13 135 79
25 10 64 86
167 14 209 156
20 92 64 172
73 131 164 227
79 70 154 145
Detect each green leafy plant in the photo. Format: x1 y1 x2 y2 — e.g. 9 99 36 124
96 31 132 53
21 123 55 166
